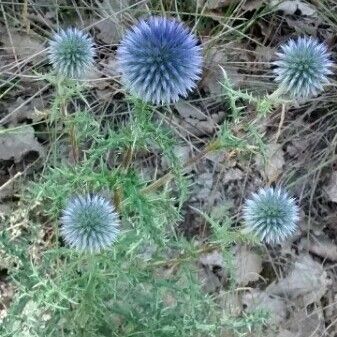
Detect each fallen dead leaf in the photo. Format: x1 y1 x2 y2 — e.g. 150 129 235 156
96 20 123 45
218 290 242 316
299 235 337 261
198 265 223 292
199 250 224 268
0 125 44 163
0 172 23 201
324 171 337 203
197 0 239 9
242 289 287 325
233 245 262 286
267 254 330 307
175 110 225 137
100 56 120 78
196 172 214 200
202 47 244 98
269 0 316 16
324 281 337 336
256 143 285 182
175 101 206 120
0 280 14 324
0 24 44 62
199 250 227 292
222 168 244 184
5 97 46 125
272 330 297 337
242 0 264 11
255 45 277 63
96 0 148 45
286 307 324 337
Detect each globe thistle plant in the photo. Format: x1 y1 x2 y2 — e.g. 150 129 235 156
48 27 95 79
60 194 120 253
117 16 203 105
243 187 299 245
273 37 334 99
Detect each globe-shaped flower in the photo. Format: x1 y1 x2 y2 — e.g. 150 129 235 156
243 187 299 244
48 27 95 79
60 194 120 253
117 16 203 105
273 37 334 99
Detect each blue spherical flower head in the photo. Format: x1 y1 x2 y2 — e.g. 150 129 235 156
243 187 299 245
273 37 334 99
60 194 120 253
117 16 203 105
48 27 95 79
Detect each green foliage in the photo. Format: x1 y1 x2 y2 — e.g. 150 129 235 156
0 5 273 336
0 86 269 336
220 67 283 118
0 93 231 337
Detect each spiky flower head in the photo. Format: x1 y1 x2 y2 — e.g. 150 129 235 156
243 187 299 245
60 194 120 253
273 37 333 99
117 16 203 105
48 27 95 79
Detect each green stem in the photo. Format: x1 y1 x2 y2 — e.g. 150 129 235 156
267 86 284 102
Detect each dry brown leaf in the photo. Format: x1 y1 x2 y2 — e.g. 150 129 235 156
256 143 285 182
0 175 18 201
242 0 264 10
197 0 239 9
0 280 14 324
200 250 224 268
234 245 262 286
100 56 120 77
174 110 225 137
324 285 337 336
286 307 324 337
198 266 223 292
269 0 316 16
223 168 244 183
242 289 287 325
0 25 44 61
285 17 319 34
218 290 242 316
6 97 46 125
202 47 244 98
273 330 297 337
196 172 215 200
255 45 277 63
267 254 330 307
199 250 227 292
175 101 206 120
324 171 337 203
96 0 147 45
299 236 337 261
0 126 44 162
96 20 123 45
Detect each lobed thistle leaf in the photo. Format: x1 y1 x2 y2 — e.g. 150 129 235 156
48 27 95 79
117 16 203 105
273 37 334 99
243 187 299 245
60 194 120 253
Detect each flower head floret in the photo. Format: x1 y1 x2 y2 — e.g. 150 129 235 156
273 37 333 99
243 187 299 244
48 27 95 79
60 193 120 253
117 16 203 105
